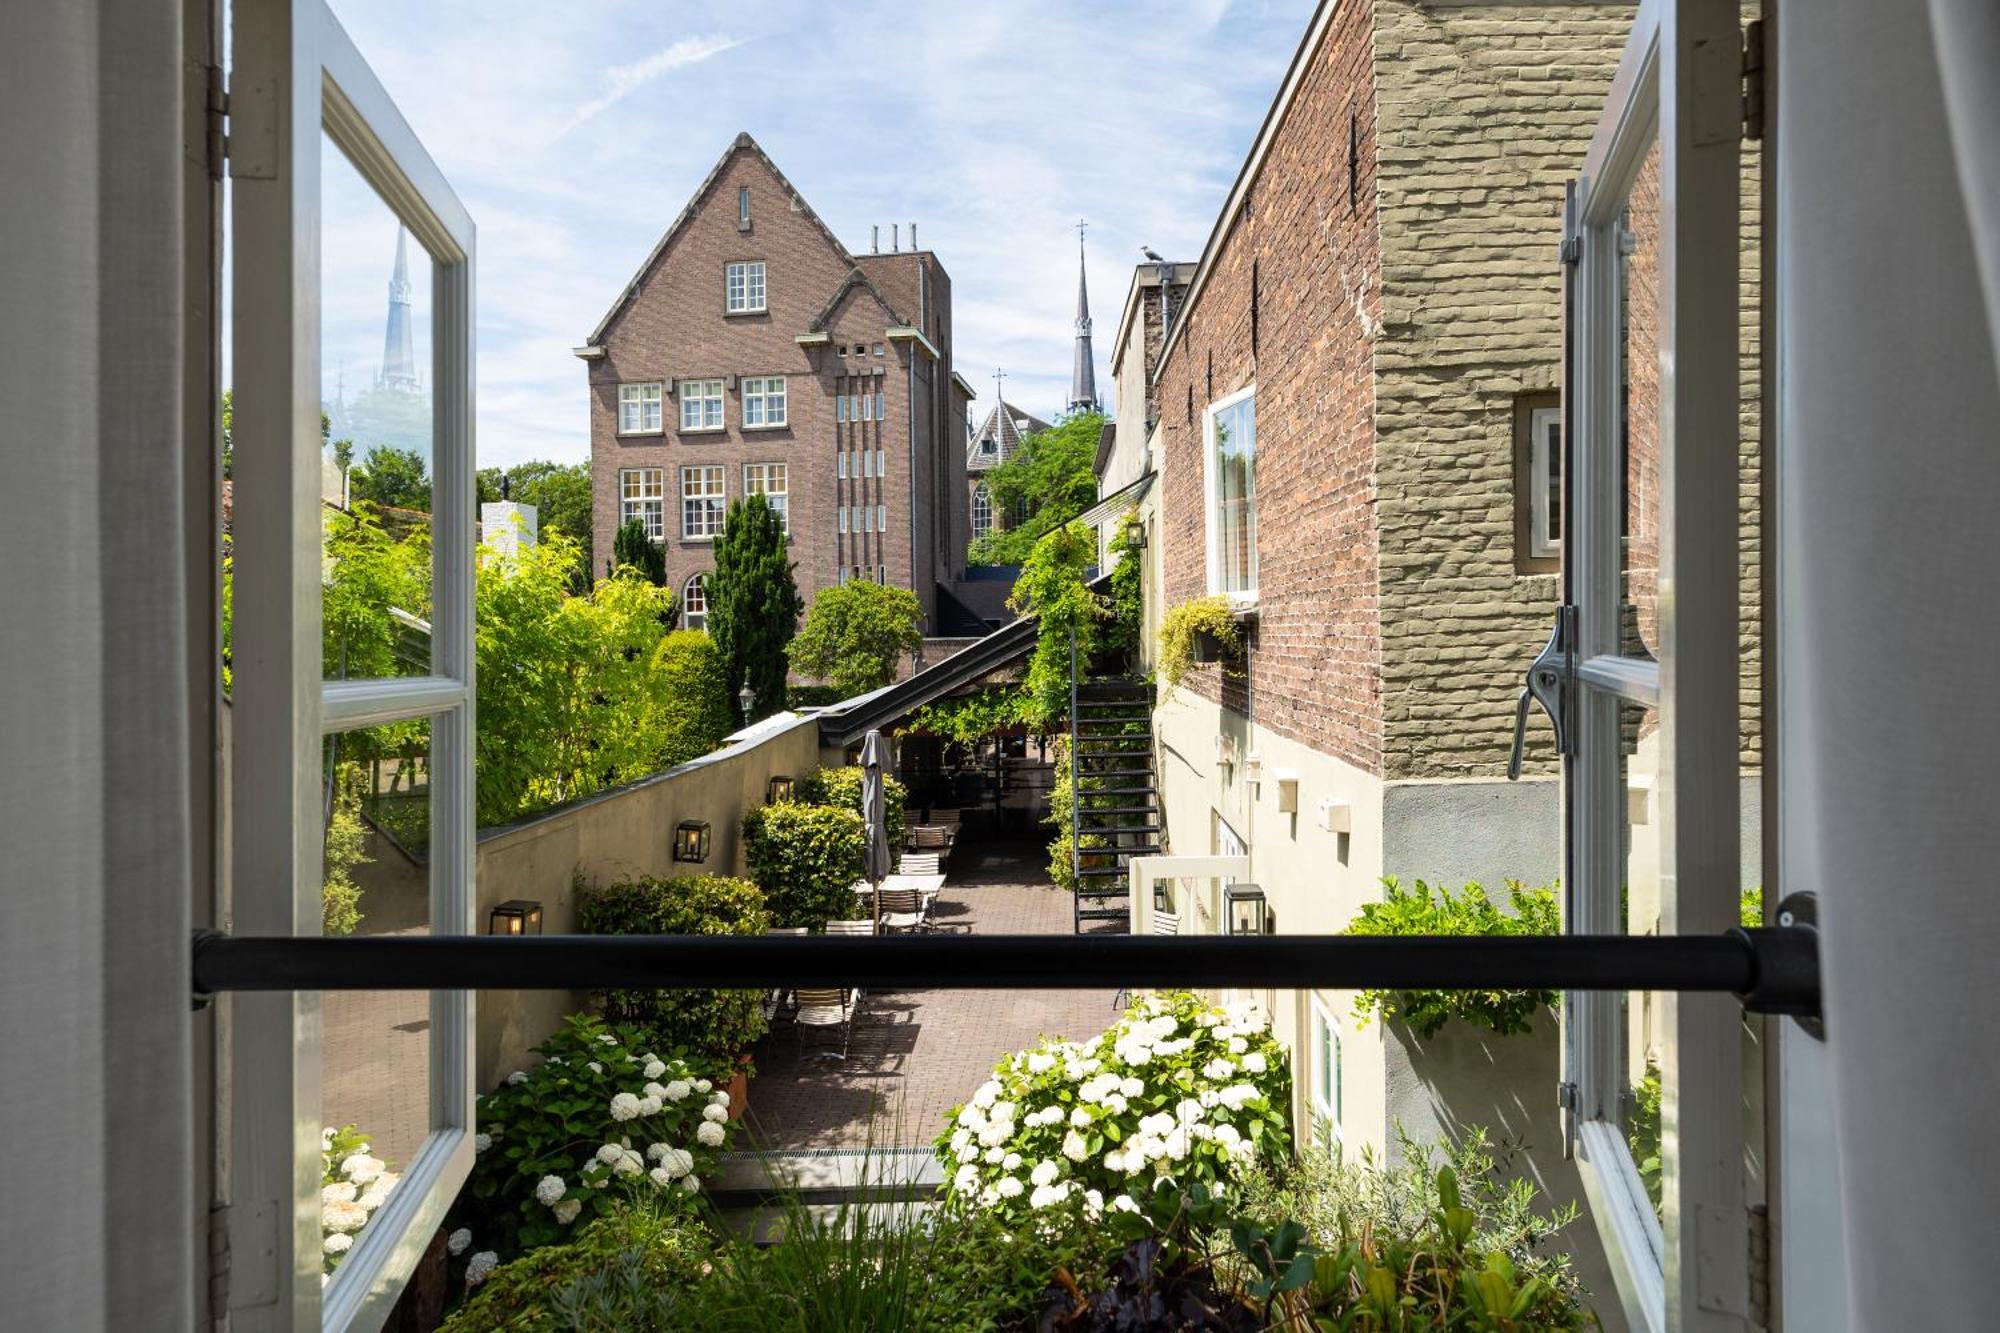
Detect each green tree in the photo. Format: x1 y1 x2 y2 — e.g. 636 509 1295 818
332 436 355 504
1009 520 1107 725
967 410 1105 566
479 460 593 592
707 494 802 719
349 444 432 512
612 518 665 586
648 630 735 767
789 580 923 698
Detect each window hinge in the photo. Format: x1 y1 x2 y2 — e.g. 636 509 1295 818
1560 235 1583 267
206 65 229 181
1747 1202 1772 1328
1556 1079 1579 1160
1742 20 1766 141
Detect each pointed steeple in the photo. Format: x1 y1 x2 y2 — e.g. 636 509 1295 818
380 227 419 393
1068 219 1099 414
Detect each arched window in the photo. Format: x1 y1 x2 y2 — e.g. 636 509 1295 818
972 483 993 539
682 573 708 632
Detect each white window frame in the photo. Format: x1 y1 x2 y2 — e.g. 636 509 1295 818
1310 995 1343 1158
681 573 709 630
725 259 766 313
878 503 887 533
876 564 887 584
681 464 725 540
972 483 993 539
876 390 886 421
1530 403 1562 559
839 506 850 535
230 2 476 1327
737 185 750 227
617 380 662 435
838 452 849 481
875 448 887 478
679 378 724 432
742 375 787 428
1202 383 1258 603
744 462 788 532
1561 4 1747 1330
861 450 875 480
860 505 875 534
859 391 873 422
619 466 665 541
837 394 849 423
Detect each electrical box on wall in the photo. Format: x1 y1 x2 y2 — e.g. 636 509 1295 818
1273 768 1300 813
1315 795 1351 834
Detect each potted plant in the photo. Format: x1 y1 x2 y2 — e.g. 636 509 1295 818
1158 596 1243 688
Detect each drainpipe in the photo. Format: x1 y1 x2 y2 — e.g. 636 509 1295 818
909 259 922 624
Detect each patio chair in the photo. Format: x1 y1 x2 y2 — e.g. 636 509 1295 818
794 987 858 1060
1114 910 1181 1010
877 886 929 934
824 915 875 1000
899 851 942 874
760 927 807 1024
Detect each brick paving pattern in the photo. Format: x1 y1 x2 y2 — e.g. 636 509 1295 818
740 838 1124 1152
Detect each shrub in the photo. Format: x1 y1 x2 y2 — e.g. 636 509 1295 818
576 874 771 1065
322 768 368 935
1104 509 1144 661
647 630 735 768
707 493 802 717
1009 520 1107 726
795 764 907 856
788 580 923 697
1046 735 1110 894
612 518 665 585
1157 595 1240 689
320 1124 396 1276
438 1202 712 1333
1344 877 1561 1039
453 1014 737 1261
740 802 867 929
907 685 1034 745
935 991 1291 1229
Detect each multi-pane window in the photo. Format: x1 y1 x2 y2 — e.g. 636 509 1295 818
860 450 875 480
681 465 725 539
679 379 724 431
836 395 849 424
859 392 873 422
838 453 848 481
744 462 788 531
619 467 665 541
1529 404 1562 558
876 448 887 477
972 483 993 539
737 186 750 227
878 503 887 533
1311 997 1344 1158
743 376 787 428
876 391 886 420
725 260 766 313
874 343 885 357
1204 387 1258 598
682 573 708 631
618 381 663 434
859 505 875 534
839 507 850 535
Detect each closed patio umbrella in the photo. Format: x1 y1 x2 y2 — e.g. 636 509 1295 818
861 729 892 928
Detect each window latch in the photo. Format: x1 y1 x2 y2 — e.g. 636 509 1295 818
1509 605 1575 778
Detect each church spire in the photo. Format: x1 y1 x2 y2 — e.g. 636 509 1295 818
380 226 419 393
1068 219 1099 414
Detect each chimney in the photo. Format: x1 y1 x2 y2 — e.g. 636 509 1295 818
892 223 900 252
910 222 918 250
871 225 880 254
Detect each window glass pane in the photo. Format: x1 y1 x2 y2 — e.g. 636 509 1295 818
321 131 435 682
1212 395 1257 595
1618 701 1664 1218
1622 140 1663 662
619 467 665 543
320 717 433 1284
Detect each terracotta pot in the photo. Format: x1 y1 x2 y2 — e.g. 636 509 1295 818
726 1060 750 1123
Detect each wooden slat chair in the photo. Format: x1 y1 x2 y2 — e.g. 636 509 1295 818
794 987 858 1061
760 927 808 1024
899 852 942 874
1114 910 1181 1010
824 915 875 1001
877 886 930 934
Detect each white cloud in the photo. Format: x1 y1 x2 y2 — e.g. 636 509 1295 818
553 34 746 140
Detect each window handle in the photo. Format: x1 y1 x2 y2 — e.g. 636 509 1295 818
1508 606 1575 779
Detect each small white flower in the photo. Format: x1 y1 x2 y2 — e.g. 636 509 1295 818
321 1181 357 1205
447 1228 471 1256
1202 1058 1235 1081
636 1096 662 1117
696 1120 725 1147
1120 1077 1144 1098
608 1092 643 1122
1228 1037 1248 1054
553 1198 582 1224
506 1070 527 1086
1069 1106 1092 1129
1163 1128 1191 1161
534 1174 567 1207
586 1061 603 1074
1002 1151 1023 1171
702 1103 728 1123
954 1164 981 1193
994 1176 1024 1199
613 1150 644 1176
971 1080 1001 1109
1084 1189 1105 1217
1177 1098 1205 1124
321 1200 369 1234
643 1082 668 1100
323 1232 353 1255
1030 1160 1060 1188
984 1146 1005 1165
646 1142 671 1163
1026 1052 1056 1073
693 1079 712 1094
596 1143 625 1166
650 1166 673 1187
1241 1051 1267 1074
472 1132 492 1153
1111 1194 1140 1214
950 1129 972 1155
658 1148 693 1179
680 1174 701 1193
643 1059 667 1080
1210 1123 1243 1149
358 1174 397 1210
710 1089 731 1109
341 1153 385 1185
1103 1150 1126 1172
1062 1131 1089 1162
664 1080 691 1102
465 1250 499 1286
597 1034 619 1046
1105 1093 1130 1114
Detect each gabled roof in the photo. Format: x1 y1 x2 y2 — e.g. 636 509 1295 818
967 399 1051 472
584 132 857 346
806 265 908 332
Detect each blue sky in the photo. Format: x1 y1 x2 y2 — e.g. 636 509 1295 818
320 0 1319 469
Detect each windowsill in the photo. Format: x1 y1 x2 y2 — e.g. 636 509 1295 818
680 536 716 545
741 422 791 432
724 307 768 317
678 426 727 436
1206 592 1259 621
616 428 665 438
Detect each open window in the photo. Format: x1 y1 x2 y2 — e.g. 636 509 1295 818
229 0 477 1326
1556 2 1749 1328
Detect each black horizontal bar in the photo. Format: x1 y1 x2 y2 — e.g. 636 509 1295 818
190 928 1819 1016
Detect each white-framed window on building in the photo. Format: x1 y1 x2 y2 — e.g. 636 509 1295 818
742 375 787 427
876 448 887 477
1203 385 1258 600
725 260 766 313
619 467 665 541
876 391 886 420
1529 403 1562 559
737 185 750 227
877 564 887 584
972 483 993 539
874 342 885 357
681 465 725 539
861 450 875 479
840 506 850 535
860 505 875 534
682 573 709 631
679 378 724 432
878 503 887 532
839 452 849 480
744 462 788 531
617 381 662 434
1310 996 1344 1159
859 391 873 422
836 393 849 423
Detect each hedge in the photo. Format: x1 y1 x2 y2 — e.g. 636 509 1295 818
576 874 771 1063
740 802 867 930
795 765 907 855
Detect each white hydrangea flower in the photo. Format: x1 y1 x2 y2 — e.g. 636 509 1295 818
553 1199 582 1224
954 1164 980 1193
608 1092 642 1122
1002 1151 1023 1171
984 1146 1005 1165
994 1176 1024 1199
613 1150 644 1176
323 1232 353 1255
643 1059 667 1080
586 1061 603 1074
650 1166 674 1187
643 1082 668 1100
1120 1077 1144 1098
358 1174 397 1210
1202 1058 1235 1081
701 1103 727 1124
1163 1127 1191 1161
1084 1189 1105 1217
1105 1093 1130 1114
646 1142 671 1163
465 1251 499 1286
957 1104 986 1131
472 1132 492 1153
1062 1131 1089 1162
971 1080 1001 1109
1177 1098 1206 1124
447 1227 471 1256
949 1129 972 1155
534 1175 567 1207
1210 1123 1243 1150
693 1079 712 1094
1241 1051 1267 1073
506 1070 527 1086
341 1153 385 1184
321 1200 369 1234
664 1080 691 1102
1111 1194 1140 1214
636 1095 663 1117
322 1181 357 1205
1227 1037 1248 1055
1103 1150 1126 1173
1069 1106 1092 1129
596 1143 625 1166
696 1120 725 1147
1030 1160 1060 1187
1217 1084 1260 1111
658 1148 693 1179
1026 1051 1056 1073
1139 1112 1174 1138
680 1174 701 1193
597 1033 619 1046
710 1089 731 1109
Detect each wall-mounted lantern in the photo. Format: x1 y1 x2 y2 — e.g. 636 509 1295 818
488 899 543 936
1225 882 1270 937
673 820 712 863
767 774 795 804
737 683 757 725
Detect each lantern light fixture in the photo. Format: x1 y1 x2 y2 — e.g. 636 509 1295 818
737 682 756 723
673 820 712 863
1225 882 1269 937
767 774 795 804
488 899 543 936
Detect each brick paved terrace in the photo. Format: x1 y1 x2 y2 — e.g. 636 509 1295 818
738 837 1124 1152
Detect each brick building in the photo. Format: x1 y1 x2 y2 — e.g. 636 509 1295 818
965 397 1050 548
578 133 976 631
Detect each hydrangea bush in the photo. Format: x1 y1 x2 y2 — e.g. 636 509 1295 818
320 1124 396 1277
935 991 1290 1228
451 1014 736 1264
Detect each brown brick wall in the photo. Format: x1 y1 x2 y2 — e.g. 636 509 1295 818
1154 0 1387 775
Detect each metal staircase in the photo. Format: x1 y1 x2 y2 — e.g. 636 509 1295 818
1067 634 1160 931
